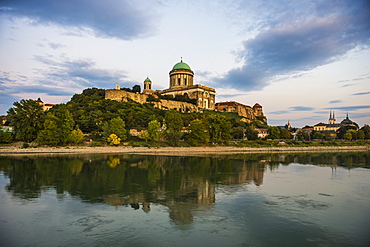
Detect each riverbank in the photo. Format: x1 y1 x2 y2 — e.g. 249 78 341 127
0 145 369 155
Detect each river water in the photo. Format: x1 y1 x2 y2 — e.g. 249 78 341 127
0 152 369 246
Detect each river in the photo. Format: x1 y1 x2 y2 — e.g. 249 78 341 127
0 152 369 246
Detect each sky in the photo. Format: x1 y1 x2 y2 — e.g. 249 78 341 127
1 0 369 128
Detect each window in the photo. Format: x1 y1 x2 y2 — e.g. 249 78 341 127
184 78 187 85
178 78 181 85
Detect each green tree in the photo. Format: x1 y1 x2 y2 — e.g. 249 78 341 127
36 112 60 146
7 99 45 142
207 114 231 144
138 130 150 142
132 85 141 93
232 126 244 140
347 129 357 140
267 126 280 139
164 110 183 145
357 130 365 140
313 132 324 140
360 124 370 139
165 110 183 132
147 120 161 141
245 126 258 140
102 117 127 142
0 130 13 143
280 129 293 139
52 105 75 145
344 131 352 140
187 119 209 145
36 106 75 146
70 128 84 144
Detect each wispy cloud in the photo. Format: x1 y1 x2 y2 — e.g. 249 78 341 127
329 100 342 104
324 105 370 111
268 110 290 115
352 91 370 96
0 0 160 40
216 0 370 90
289 106 315 111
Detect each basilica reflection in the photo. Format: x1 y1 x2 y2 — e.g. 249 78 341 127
0 152 369 225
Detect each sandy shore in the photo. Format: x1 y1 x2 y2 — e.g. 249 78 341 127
0 145 369 156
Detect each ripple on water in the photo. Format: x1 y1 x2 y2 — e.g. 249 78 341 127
67 215 114 232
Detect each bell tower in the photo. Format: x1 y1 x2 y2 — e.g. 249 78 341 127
143 77 153 94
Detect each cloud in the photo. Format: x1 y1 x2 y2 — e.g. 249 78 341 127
268 110 290 115
216 0 370 90
48 42 64 50
329 100 342 104
324 105 370 111
352 91 370 96
289 106 315 112
33 55 130 89
0 55 131 114
0 0 160 40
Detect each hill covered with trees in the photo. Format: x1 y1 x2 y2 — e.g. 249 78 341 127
2 87 268 146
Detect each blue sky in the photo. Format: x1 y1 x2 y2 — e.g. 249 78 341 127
1 0 369 127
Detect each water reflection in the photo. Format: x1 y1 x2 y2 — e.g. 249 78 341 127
0 152 369 246
1 152 368 223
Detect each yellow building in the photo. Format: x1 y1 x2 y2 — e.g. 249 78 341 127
314 111 358 133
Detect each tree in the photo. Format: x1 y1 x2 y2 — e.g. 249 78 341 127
187 119 209 145
360 125 370 139
165 110 183 132
132 85 141 93
164 110 183 145
357 130 365 140
347 129 357 140
280 129 293 139
267 126 280 139
7 99 45 142
313 132 324 140
337 125 357 139
36 112 60 146
0 130 13 143
147 120 161 141
138 130 150 142
232 126 244 140
245 126 258 140
207 114 231 144
52 105 75 145
36 106 76 146
102 117 127 142
107 134 121 145
70 128 84 144
344 132 352 140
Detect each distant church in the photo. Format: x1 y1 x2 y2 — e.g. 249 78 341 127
314 111 358 132
105 59 265 123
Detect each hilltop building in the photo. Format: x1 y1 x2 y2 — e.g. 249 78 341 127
215 101 266 123
156 60 215 110
105 60 265 122
37 98 55 111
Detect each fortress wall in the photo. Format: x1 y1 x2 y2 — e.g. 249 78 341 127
105 89 199 113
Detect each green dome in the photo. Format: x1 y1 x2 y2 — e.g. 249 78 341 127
144 77 151 82
172 61 191 71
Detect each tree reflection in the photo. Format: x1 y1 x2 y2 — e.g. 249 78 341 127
0 152 369 225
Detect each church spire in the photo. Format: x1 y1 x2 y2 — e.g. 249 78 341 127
328 110 336 124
